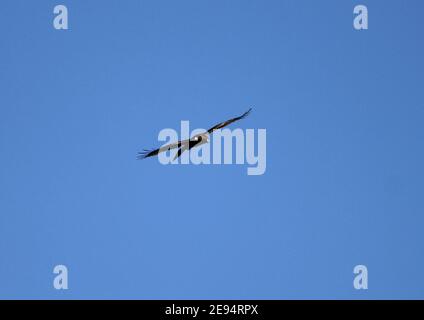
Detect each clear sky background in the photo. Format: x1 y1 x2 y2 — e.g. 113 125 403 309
1 0 423 299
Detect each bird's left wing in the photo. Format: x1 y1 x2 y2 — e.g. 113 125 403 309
207 108 252 134
137 138 189 159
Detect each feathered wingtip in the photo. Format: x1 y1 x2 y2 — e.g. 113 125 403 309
137 149 153 160
241 107 252 119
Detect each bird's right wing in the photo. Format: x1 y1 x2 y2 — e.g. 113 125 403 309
137 139 190 159
207 108 252 134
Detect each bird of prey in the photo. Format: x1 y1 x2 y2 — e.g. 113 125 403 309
138 108 252 161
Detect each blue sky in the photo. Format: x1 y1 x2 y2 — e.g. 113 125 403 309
0 0 423 299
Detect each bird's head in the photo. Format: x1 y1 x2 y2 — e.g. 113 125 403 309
193 133 209 143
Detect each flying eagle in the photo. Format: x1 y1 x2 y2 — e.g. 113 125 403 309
138 108 252 161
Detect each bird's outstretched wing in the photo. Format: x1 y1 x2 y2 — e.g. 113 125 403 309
137 139 189 159
207 108 252 134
